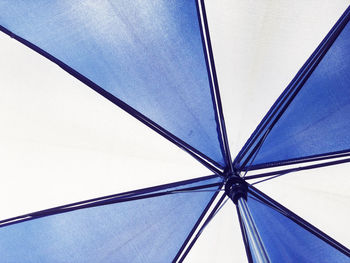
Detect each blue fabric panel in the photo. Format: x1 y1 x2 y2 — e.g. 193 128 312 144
250 18 350 167
245 193 349 263
0 1 225 167
0 177 221 263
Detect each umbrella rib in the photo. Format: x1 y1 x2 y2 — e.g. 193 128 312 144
249 186 350 256
234 81 294 168
244 157 350 181
196 0 234 172
234 6 350 169
175 193 228 262
241 129 271 178
250 173 287 186
0 175 222 229
243 149 350 171
0 25 225 175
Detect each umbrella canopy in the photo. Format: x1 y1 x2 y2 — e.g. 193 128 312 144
0 1 349 262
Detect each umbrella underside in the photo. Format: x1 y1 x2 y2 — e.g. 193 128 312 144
0 1 349 262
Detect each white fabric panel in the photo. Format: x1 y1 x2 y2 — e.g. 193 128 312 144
254 162 350 248
205 0 350 157
184 199 248 263
0 33 209 220
1 1 349 262
204 2 350 258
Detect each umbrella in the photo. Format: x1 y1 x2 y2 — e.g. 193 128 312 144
0 1 349 262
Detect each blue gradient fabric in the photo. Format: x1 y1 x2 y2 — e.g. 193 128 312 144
0 0 225 167
244 191 349 263
239 11 350 168
0 177 222 263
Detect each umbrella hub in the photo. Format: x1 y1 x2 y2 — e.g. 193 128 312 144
224 176 248 205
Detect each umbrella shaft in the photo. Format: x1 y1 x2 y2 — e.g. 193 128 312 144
237 198 270 263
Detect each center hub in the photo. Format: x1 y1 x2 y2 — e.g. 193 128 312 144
224 176 248 205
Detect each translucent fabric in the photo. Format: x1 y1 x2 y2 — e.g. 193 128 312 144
0 0 226 167
206 1 349 159
238 8 350 169
0 176 222 263
241 191 350 263
1 1 350 263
